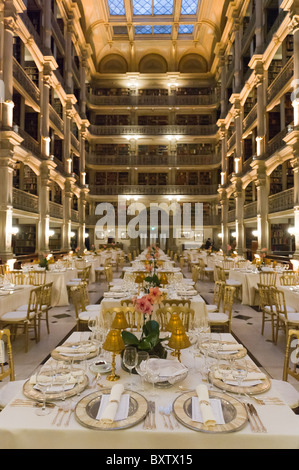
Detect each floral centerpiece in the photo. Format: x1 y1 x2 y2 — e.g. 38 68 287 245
121 287 168 365
38 253 54 271
144 245 161 288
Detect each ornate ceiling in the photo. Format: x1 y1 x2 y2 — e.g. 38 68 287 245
76 0 230 76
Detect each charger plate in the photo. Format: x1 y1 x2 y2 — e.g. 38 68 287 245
75 389 148 430
51 340 98 361
209 368 271 395
23 373 89 402
173 390 247 433
199 340 247 360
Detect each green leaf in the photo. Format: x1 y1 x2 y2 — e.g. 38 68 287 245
121 331 139 346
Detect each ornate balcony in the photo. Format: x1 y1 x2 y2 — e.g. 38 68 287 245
49 201 63 219
88 124 218 137
89 184 219 196
267 57 294 106
13 188 39 214
13 58 40 106
244 201 257 219
86 153 221 167
228 209 236 223
243 103 257 134
88 93 218 108
268 188 294 214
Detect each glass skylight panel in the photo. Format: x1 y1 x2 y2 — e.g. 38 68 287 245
108 0 125 15
180 0 199 15
178 24 194 34
154 0 173 15
133 0 152 15
154 25 171 34
135 25 153 34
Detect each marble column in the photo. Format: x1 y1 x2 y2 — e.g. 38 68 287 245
233 178 245 254
290 12 299 126
1 12 16 128
37 161 51 254
219 188 229 253
233 18 242 93
41 63 52 157
61 177 75 251
253 160 270 251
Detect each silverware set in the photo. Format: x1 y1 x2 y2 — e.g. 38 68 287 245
143 401 156 430
245 403 267 433
159 405 179 430
10 399 56 409
52 403 75 426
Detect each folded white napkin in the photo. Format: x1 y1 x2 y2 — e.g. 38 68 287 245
98 384 127 424
145 359 187 380
55 343 97 354
195 384 217 426
214 370 266 382
220 343 243 352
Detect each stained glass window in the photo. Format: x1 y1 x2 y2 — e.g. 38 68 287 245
135 25 153 34
154 25 172 34
133 0 173 15
107 0 126 15
180 0 199 15
178 24 194 34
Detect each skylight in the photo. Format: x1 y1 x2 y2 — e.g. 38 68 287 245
180 0 199 15
133 0 174 16
108 0 125 15
154 25 172 34
178 24 194 34
135 25 172 34
135 25 153 34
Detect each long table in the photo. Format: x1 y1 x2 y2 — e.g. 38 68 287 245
0 285 32 320
0 332 299 449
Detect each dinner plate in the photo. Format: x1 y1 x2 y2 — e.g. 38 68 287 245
51 340 98 361
199 340 247 360
173 390 247 433
89 360 112 374
75 389 148 430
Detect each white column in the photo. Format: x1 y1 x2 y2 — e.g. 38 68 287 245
37 161 51 254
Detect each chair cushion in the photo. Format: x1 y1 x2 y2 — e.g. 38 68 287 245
95 267 105 271
226 280 242 287
279 312 299 323
206 304 218 312
78 310 99 321
208 312 229 323
86 305 101 311
0 380 26 409
1 310 36 322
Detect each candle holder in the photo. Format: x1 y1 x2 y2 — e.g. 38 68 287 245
168 325 191 363
159 272 168 287
103 329 125 381
134 273 144 294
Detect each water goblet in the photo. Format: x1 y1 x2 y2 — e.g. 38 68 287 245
135 351 149 391
35 365 54 416
88 317 97 340
123 346 138 390
231 359 248 397
55 362 71 401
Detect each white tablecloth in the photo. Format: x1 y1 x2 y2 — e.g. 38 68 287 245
0 331 299 449
46 269 78 307
0 286 32 319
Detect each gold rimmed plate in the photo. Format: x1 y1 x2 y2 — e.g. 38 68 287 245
209 368 271 395
75 389 148 430
23 372 89 402
51 340 98 361
173 390 247 433
199 340 247 360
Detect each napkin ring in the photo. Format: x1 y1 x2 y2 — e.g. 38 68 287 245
109 399 119 404
199 400 210 406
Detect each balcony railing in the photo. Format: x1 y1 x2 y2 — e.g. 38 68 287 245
243 103 257 133
265 127 289 159
13 188 39 213
71 209 79 222
71 133 80 152
264 10 288 50
268 188 294 213
51 13 65 50
89 124 218 137
15 126 42 160
20 13 43 51
244 201 257 219
241 13 256 51
228 209 236 223
49 201 63 219
89 184 219 196
227 132 236 152
49 105 64 134
88 93 218 107
13 58 40 106
87 153 221 167
267 56 294 105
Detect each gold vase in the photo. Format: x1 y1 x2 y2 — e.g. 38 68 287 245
103 329 125 381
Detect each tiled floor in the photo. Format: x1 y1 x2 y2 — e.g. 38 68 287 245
4 264 299 393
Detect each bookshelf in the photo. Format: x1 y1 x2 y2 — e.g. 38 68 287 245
14 225 36 255
138 115 169 126
95 171 129 186
138 145 168 156
270 223 290 252
23 165 38 195
138 173 168 185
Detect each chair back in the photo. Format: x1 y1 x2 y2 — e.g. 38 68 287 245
222 286 236 316
283 329 299 382
161 299 191 308
156 305 194 332
213 281 225 311
270 287 288 318
222 260 234 271
78 265 91 283
0 265 8 276
70 286 86 321
192 265 200 283
104 265 113 283
179 256 185 269
40 282 53 308
5 270 24 285
28 270 46 286
235 260 249 268
79 281 90 307
26 286 43 319
280 271 299 286
215 266 226 282
257 283 274 313
0 329 15 381
259 271 277 286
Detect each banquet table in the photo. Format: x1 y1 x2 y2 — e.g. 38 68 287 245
46 269 78 307
0 285 32 319
0 331 299 449
279 286 299 312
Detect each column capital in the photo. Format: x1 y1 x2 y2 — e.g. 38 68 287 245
289 13 299 34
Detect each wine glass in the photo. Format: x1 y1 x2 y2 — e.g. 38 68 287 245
231 359 248 397
123 346 138 390
135 351 149 391
35 365 54 416
88 318 97 340
55 362 71 401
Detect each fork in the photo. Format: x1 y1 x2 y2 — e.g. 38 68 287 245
52 406 64 425
57 405 69 426
249 404 267 432
64 403 76 426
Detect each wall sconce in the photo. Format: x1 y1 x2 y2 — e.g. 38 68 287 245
288 227 296 236
70 231 76 238
10 227 19 235
48 229 55 237
252 230 259 237
231 232 237 238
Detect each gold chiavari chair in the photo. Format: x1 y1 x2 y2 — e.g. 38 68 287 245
78 265 91 284
78 281 101 314
104 265 113 288
38 282 53 339
120 300 144 332
280 271 299 286
28 270 46 286
0 286 42 352
235 260 249 268
127 253 132 263
0 329 15 382
257 283 276 343
0 265 8 276
270 287 299 344
192 265 200 283
259 271 277 286
207 285 236 333
179 256 185 269
156 305 194 332
206 281 225 313
5 270 24 285
71 286 98 331
283 329 299 382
